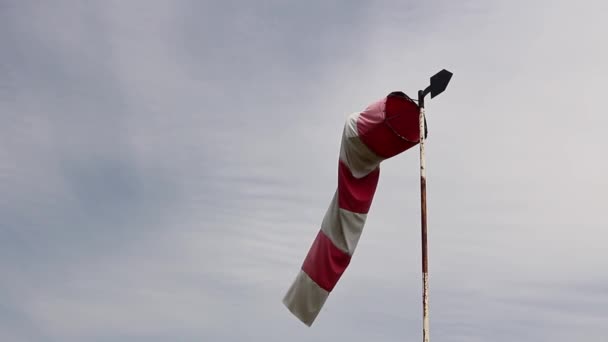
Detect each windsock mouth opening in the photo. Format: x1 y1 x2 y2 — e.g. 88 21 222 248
355 92 422 159
386 90 416 103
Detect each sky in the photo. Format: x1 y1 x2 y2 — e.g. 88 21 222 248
1 0 607 341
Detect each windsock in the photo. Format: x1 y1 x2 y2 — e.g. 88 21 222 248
283 91 422 326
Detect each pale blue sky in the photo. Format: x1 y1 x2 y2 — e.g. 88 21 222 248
1 1 607 341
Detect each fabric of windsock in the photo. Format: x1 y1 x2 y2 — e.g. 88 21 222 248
282 91 421 326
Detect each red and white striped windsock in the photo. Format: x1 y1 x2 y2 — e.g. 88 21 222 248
283 91 423 326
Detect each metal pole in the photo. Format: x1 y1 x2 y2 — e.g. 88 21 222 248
418 90 430 342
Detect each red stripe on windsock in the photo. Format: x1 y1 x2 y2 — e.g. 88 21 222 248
301 230 351 292
356 94 420 159
337 160 379 214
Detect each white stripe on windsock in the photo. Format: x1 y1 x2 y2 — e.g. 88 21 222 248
282 269 329 326
320 192 366 256
340 112 383 178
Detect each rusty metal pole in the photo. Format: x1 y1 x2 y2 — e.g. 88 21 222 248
418 90 430 342
416 68 452 342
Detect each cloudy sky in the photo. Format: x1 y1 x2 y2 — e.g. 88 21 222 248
1 0 607 341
